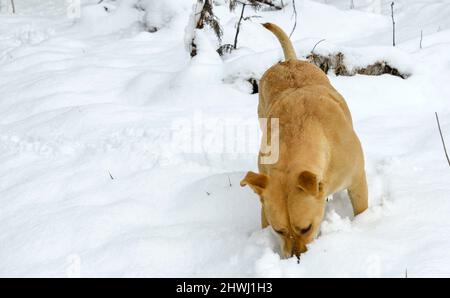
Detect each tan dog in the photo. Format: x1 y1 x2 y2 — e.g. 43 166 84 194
240 23 368 259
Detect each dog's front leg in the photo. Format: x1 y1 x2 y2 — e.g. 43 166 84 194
261 207 269 228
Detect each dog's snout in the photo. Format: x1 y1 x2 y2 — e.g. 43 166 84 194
292 242 308 258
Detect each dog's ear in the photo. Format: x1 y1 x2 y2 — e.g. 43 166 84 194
297 171 322 196
240 171 268 195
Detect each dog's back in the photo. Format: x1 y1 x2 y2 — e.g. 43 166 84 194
259 23 353 125
258 60 340 118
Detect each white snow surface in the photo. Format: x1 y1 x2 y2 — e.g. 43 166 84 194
1 0 450 277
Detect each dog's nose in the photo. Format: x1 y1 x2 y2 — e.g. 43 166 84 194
293 248 306 257
292 243 308 258
291 248 302 264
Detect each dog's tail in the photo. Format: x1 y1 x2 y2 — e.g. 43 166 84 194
262 23 297 61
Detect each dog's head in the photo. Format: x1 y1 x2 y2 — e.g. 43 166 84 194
240 170 325 258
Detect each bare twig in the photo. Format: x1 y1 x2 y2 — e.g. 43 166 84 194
435 112 450 167
228 175 232 187
10 0 16 14
311 38 326 54
108 171 114 180
391 2 396 47
289 0 298 38
420 30 423 49
233 3 246 49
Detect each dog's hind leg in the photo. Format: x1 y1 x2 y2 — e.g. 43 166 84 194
347 172 368 216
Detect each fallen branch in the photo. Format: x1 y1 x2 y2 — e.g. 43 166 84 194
435 112 450 167
307 52 409 79
254 0 283 10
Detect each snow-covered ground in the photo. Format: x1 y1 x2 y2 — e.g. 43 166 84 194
1 0 450 277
